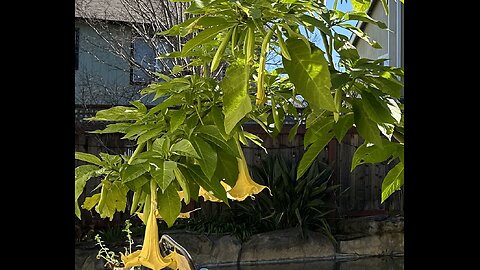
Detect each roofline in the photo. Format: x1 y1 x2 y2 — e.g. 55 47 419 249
349 0 380 46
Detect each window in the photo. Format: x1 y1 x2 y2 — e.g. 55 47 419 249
131 37 157 84
75 28 79 70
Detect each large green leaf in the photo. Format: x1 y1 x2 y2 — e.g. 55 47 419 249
168 110 187 132
137 126 165 145
351 140 400 171
157 184 181 228
171 139 200 159
283 38 335 112
75 152 104 166
192 136 217 180
180 164 229 204
86 106 143 122
352 100 383 147
120 163 149 183
90 123 131 134
122 124 154 140
151 160 177 192
96 181 129 221
182 24 233 56
196 125 240 157
82 194 100 211
75 165 99 218
297 131 334 180
361 91 396 124
304 117 334 148
123 175 150 192
221 62 252 134
381 162 404 203
386 98 402 124
147 94 184 116
334 112 354 142
299 15 332 37
212 147 239 187
208 106 228 139
333 33 359 61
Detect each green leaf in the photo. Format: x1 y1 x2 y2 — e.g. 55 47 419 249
82 194 100 211
352 100 382 146
333 33 359 61
386 98 402 124
171 65 183 75
283 38 335 112
361 91 396 124
192 136 217 179
86 106 143 122
96 181 129 221
182 24 233 56
130 100 148 113
181 164 229 204
174 167 190 204
75 152 104 166
137 126 164 145
340 23 381 49
334 112 354 142
209 106 228 139
381 162 404 203
221 62 252 134
380 0 389 15
121 163 149 183
288 121 300 142
147 94 184 116
351 140 400 171
196 125 240 157
168 110 187 132
343 12 387 29
299 15 332 37
157 184 181 228
297 131 334 180
304 117 334 148
271 98 283 132
213 148 239 187
90 123 131 134
350 0 371 13
171 139 200 159
75 165 99 218
123 175 150 192
151 160 177 192
363 73 403 98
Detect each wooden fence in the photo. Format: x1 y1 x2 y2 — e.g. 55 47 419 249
75 106 403 226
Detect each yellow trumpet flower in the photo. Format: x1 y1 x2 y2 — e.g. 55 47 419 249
198 181 234 202
121 181 175 270
227 155 269 201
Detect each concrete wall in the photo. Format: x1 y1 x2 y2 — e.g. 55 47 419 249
75 20 142 106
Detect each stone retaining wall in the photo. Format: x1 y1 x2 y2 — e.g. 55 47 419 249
76 226 403 270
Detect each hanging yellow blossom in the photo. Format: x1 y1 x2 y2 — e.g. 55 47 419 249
227 155 269 201
121 181 176 270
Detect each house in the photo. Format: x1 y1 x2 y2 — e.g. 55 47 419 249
74 0 189 228
75 0 187 109
351 0 404 99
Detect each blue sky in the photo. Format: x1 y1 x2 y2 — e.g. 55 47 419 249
266 0 354 70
